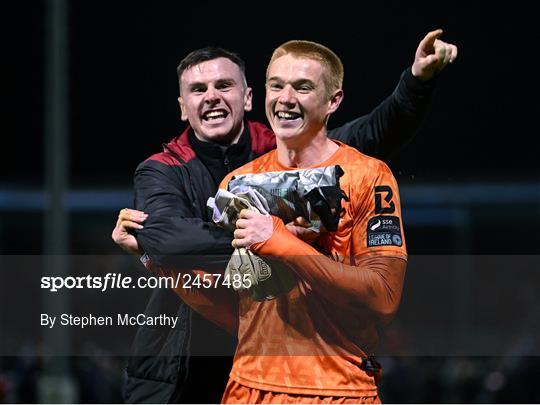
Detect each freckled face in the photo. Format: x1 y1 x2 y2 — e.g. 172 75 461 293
265 54 333 143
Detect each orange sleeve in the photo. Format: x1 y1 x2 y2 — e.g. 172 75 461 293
350 161 407 261
145 261 238 335
251 217 405 324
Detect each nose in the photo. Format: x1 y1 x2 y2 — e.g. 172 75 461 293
278 85 297 107
204 86 220 105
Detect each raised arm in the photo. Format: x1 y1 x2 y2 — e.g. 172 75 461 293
328 29 458 160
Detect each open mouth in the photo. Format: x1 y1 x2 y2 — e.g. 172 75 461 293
202 109 229 121
275 111 302 121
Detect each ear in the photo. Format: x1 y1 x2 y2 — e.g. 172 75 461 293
243 87 253 112
178 96 188 121
327 89 344 115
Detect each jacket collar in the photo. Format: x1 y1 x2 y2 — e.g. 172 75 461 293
163 120 276 164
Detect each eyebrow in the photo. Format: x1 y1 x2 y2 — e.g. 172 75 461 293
215 78 236 86
185 80 204 90
187 78 237 91
267 77 316 87
267 76 283 83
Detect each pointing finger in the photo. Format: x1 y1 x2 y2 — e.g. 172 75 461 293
419 28 443 52
449 44 458 63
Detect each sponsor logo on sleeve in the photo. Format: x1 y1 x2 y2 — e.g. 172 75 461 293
367 215 403 247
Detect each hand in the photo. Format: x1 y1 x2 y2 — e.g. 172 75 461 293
412 29 458 81
232 209 273 249
285 216 319 244
111 208 147 256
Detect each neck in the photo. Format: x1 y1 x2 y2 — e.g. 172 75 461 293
276 129 338 168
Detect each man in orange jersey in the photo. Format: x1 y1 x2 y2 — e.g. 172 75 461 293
113 31 457 403
217 40 408 403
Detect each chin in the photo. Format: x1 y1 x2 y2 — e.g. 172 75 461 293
204 125 231 137
210 129 242 144
206 133 230 142
274 128 300 142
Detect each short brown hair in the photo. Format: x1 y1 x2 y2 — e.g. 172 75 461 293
266 40 343 99
176 47 247 93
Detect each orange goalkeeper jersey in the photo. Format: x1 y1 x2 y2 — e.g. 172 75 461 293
219 141 407 397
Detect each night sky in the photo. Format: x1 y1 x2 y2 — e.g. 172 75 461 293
2 1 537 187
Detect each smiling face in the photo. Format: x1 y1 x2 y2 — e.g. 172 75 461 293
265 54 342 146
178 57 252 144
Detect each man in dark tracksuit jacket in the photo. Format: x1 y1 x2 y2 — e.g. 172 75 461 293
117 33 458 403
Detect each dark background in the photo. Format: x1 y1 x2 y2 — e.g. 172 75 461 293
1 0 539 403
3 0 538 187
